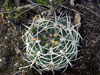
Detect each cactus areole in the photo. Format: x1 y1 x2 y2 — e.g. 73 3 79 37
22 14 81 72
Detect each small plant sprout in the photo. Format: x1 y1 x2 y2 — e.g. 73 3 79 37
21 13 82 74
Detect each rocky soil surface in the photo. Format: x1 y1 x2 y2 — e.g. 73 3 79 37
0 0 100 75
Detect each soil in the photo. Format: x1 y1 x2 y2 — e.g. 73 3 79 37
0 0 100 75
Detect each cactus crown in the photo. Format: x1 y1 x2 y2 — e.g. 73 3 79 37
22 13 81 73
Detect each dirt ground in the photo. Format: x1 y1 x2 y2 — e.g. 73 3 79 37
0 0 100 75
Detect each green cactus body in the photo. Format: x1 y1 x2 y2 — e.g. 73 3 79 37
22 14 81 73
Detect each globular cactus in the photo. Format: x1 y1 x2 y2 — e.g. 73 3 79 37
22 13 81 74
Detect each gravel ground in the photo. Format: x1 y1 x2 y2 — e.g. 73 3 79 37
0 0 100 75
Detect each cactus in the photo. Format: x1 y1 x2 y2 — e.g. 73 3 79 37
21 13 82 74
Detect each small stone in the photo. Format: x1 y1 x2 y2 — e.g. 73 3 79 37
0 59 2 62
